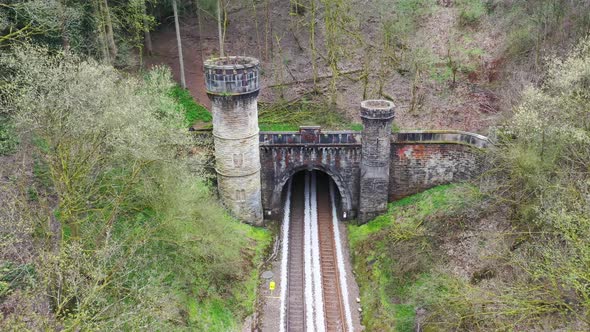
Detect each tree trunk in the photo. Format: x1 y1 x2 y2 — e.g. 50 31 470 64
103 0 118 61
59 0 70 53
144 1 153 56
95 0 109 62
310 0 317 89
173 0 186 88
217 0 224 57
144 29 153 56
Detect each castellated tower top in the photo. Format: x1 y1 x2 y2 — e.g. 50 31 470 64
204 56 260 95
360 99 395 120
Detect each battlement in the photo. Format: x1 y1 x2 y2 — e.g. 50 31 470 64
260 127 361 146
204 56 260 95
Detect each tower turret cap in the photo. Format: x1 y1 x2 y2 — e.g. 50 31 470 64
204 56 260 95
204 56 260 70
360 100 395 120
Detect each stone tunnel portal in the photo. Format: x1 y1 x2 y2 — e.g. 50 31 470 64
203 55 488 226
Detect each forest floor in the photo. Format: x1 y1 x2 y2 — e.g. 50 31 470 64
144 1 514 134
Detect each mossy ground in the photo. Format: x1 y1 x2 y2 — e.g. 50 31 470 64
170 86 212 127
169 90 363 132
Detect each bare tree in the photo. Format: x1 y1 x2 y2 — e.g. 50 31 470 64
217 0 224 57
102 0 118 61
144 1 153 55
172 0 186 88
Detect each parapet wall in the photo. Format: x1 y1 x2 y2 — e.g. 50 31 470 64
389 130 489 200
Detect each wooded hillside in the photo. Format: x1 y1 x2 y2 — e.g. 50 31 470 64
1 1 589 331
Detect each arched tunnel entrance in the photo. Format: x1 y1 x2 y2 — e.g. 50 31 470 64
271 164 354 222
279 169 345 221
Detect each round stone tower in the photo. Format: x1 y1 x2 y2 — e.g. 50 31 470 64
358 100 395 223
205 56 263 225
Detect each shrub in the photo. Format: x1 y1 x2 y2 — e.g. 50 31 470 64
0 44 270 330
472 35 590 330
457 0 487 26
506 22 536 57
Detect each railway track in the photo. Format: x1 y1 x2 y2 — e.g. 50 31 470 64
284 171 349 332
286 173 306 331
317 175 347 332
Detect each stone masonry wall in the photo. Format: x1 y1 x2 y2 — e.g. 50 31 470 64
358 100 395 223
211 93 264 224
389 143 484 200
206 56 264 225
259 145 361 220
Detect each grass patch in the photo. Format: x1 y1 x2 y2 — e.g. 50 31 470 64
170 86 211 126
187 297 237 331
258 99 362 131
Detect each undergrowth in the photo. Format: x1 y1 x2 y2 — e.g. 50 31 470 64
348 184 479 332
457 0 487 26
0 116 18 155
349 184 463 247
258 99 362 131
0 45 271 330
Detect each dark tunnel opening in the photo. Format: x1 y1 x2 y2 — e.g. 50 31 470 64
279 170 344 223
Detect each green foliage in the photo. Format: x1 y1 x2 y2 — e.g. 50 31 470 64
0 116 18 155
349 184 462 246
32 156 52 188
506 21 536 57
349 123 363 131
0 0 157 66
383 0 434 42
498 1 590 59
481 37 590 328
0 262 35 300
169 85 212 126
457 0 487 26
0 44 271 330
